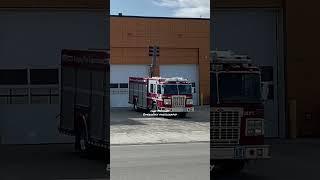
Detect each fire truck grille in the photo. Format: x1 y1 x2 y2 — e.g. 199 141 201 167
211 110 241 146
172 96 186 108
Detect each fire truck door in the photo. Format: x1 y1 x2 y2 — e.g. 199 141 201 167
148 80 157 107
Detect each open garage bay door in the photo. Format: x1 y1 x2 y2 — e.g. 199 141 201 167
160 64 199 106
110 65 149 107
213 9 284 138
0 11 107 144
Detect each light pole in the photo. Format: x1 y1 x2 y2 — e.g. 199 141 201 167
148 45 160 77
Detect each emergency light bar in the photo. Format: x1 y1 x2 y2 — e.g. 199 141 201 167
211 50 252 64
164 77 189 82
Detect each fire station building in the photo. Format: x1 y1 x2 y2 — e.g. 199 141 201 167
110 12 283 139
0 0 319 145
110 0 320 139
110 15 210 108
212 0 320 138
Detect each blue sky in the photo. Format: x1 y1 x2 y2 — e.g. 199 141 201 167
110 0 210 18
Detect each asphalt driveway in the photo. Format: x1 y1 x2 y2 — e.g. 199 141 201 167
110 106 210 145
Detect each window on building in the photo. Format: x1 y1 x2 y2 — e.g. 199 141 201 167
110 83 119 88
11 88 28 104
119 83 129 94
0 88 10 104
50 88 59 104
31 88 59 104
120 83 128 89
30 69 59 85
0 88 28 104
0 69 28 85
31 88 50 104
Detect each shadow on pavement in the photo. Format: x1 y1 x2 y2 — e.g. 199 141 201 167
0 144 108 179
212 171 266 180
169 112 210 123
110 119 147 125
110 107 209 123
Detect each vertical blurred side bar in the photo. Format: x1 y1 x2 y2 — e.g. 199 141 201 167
105 49 110 178
289 99 296 139
210 0 215 176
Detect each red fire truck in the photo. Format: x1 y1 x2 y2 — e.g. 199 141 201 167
210 50 271 172
128 77 194 117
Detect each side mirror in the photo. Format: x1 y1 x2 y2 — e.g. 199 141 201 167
192 87 196 94
261 82 269 102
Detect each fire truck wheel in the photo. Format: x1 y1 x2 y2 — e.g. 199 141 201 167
133 98 139 111
79 133 88 153
152 101 158 111
133 103 138 111
75 120 89 155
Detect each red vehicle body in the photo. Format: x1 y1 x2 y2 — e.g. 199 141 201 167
128 77 194 116
210 50 271 172
59 49 109 153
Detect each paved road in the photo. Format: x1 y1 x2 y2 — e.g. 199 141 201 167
111 142 210 180
110 107 209 145
213 141 320 180
0 144 108 180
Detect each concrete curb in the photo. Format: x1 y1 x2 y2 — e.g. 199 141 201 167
111 141 210 146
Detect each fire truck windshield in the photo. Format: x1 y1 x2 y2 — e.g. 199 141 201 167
218 73 261 103
163 84 192 95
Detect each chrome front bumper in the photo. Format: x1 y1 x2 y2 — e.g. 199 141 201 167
211 145 271 160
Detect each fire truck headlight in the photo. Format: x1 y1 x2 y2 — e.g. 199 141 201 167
246 119 264 136
164 99 172 105
186 99 193 105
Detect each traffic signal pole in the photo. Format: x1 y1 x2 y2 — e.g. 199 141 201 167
149 45 160 77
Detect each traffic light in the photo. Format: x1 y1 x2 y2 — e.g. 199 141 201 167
149 46 154 56
149 46 160 57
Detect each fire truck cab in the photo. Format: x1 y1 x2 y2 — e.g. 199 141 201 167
129 77 194 117
210 50 271 172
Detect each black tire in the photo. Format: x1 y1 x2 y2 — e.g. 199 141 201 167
79 132 88 154
133 103 138 112
152 102 158 111
133 98 138 112
75 121 89 155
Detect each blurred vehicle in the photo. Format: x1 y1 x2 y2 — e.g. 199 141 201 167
128 76 194 117
58 49 109 154
210 50 271 172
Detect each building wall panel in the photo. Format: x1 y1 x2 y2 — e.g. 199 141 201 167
215 0 283 8
111 16 210 104
286 0 320 137
0 0 108 9
0 11 108 144
110 47 149 64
